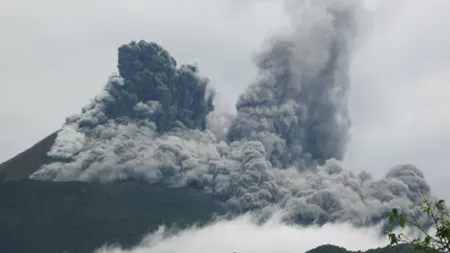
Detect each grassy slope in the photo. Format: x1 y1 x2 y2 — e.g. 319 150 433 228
0 179 226 253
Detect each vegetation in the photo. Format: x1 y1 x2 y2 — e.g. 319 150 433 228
0 179 226 253
307 244 417 253
387 197 450 253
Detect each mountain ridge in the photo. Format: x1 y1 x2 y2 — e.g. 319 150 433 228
0 131 58 181
0 177 227 253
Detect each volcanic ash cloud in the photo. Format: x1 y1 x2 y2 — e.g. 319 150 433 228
31 0 433 227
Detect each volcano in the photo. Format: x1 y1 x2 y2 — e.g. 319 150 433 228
0 1 438 252
0 38 434 253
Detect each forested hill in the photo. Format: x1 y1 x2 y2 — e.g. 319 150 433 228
307 244 416 253
0 179 227 253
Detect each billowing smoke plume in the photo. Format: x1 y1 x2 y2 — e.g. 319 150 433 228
73 41 214 132
31 0 433 227
228 0 356 168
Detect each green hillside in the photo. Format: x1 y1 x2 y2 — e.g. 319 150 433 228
0 179 226 253
307 244 416 253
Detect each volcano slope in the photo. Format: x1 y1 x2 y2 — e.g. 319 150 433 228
0 179 226 253
0 131 226 253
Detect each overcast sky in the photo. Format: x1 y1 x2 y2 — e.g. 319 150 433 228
0 0 449 200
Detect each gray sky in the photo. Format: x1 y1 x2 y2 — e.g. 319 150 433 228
0 0 449 200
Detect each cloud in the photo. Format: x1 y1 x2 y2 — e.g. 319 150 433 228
344 0 450 200
94 214 389 253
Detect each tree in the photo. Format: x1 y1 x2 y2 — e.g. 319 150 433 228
387 197 450 253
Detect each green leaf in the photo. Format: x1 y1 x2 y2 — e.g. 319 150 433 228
424 236 431 247
386 197 450 253
436 199 445 211
388 233 398 245
398 215 405 228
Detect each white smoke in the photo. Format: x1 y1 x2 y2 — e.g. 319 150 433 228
94 214 389 253
30 0 434 227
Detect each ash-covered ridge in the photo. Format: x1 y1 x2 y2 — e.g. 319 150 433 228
31 0 434 228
